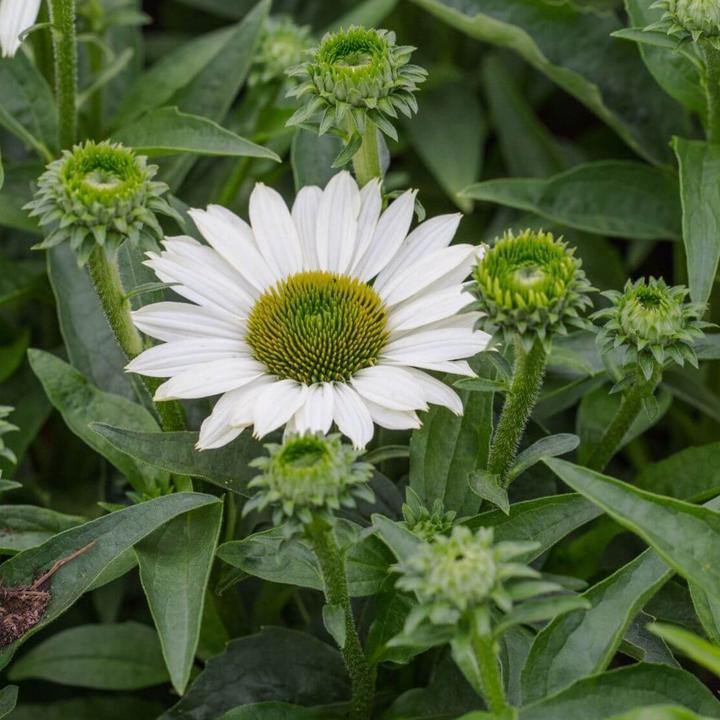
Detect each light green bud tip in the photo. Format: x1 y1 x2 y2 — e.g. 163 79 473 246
25 140 180 266
244 433 374 534
593 277 709 380
471 229 594 351
250 16 313 87
402 488 456 541
649 0 720 45
286 25 427 141
0 406 18 466
394 526 539 622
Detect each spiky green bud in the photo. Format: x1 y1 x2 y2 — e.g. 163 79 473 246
593 277 709 381
244 433 374 536
402 488 456 541
249 16 313 87
25 141 180 266
394 526 540 631
0 406 17 465
286 26 427 142
470 229 594 352
648 0 720 47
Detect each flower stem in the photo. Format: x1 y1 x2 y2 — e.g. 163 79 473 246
587 366 661 473
471 632 509 714
87 247 188 436
306 520 375 720
47 0 78 149
352 123 383 187
488 338 547 487
703 43 720 144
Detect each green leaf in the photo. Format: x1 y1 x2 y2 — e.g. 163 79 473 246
372 514 423 563
409 368 493 515
410 0 689 164
465 494 602 560
136 502 223 695
0 506 83 555
604 707 717 720
325 0 400 31
291 129 344 190
521 549 672 703
92 424 263 495
0 686 17 718
46 247 135 399
216 520 393 597
112 107 280 160
494 595 591 636
520 664 720 719
405 82 485 212
462 162 681 240
649 623 720 677
636 442 720 502
467 470 509 514
0 254 44 308
545 458 720 605
0 52 57 159
217 704 335 720
8 696 164 720
159 628 349 720
509 433 579 482
481 52 565 178
322 604 347 649
0 492 220 668
673 137 720 305
28 350 168 494
8 622 169 689
623 0 705 114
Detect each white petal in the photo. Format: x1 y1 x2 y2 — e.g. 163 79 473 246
252 380 309 438
126 338 248 377
332 383 373 449
364 400 421 431
249 183 303 278
229 377 275 427
291 186 322 269
388 286 474 334
153 358 265 400
197 390 247 450
0 0 41 57
384 358 476 377
375 214 462 289
382 325 490 364
295 382 334 435
403 368 463 415
351 178 383 267
351 365 427 412
190 207 277 293
315 172 361 273
378 245 478 307
420 244 486 297
352 189 417 281
145 237 253 317
132 302 242 343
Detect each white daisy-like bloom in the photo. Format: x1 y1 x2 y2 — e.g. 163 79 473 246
127 171 490 450
0 0 41 58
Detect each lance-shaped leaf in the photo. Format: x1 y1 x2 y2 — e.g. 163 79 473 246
0 686 17 719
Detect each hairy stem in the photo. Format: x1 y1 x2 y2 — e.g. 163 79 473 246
86 247 188 438
587 366 662 473
472 632 509 714
703 43 720 144
306 520 375 720
488 339 547 487
47 0 78 149
352 123 382 187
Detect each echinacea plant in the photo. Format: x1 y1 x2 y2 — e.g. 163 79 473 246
249 15 313 87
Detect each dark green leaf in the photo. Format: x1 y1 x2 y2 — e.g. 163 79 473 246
649 623 720 676
291 130 344 190
8 622 168 689
467 470 509 514
0 686 17 718
8 696 163 720
0 506 83 555
509 434 579 481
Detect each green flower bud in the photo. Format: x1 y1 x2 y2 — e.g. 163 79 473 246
244 433 374 535
0 406 17 465
649 0 720 46
286 26 427 141
593 277 709 380
249 16 313 87
402 488 456 541
394 526 539 628
25 141 180 266
470 229 594 352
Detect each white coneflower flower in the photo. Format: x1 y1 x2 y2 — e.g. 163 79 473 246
127 171 489 450
0 0 41 58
